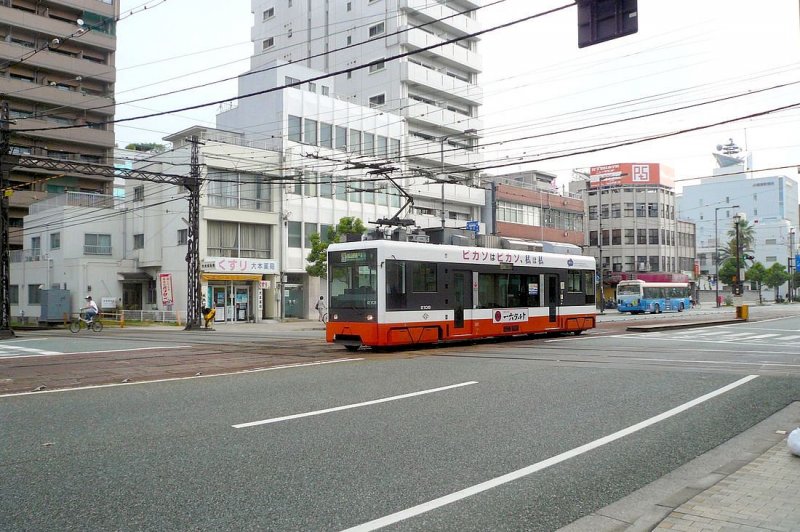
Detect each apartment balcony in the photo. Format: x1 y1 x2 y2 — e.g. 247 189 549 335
408 181 485 207
28 191 116 215
400 0 481 37
0 77 114 115
401 27 482 73
400 98 482 134
11 117 114 149
401 61 483 106
0 6 116 52
52 0 117 18
406 137 482 171
0 41 115 83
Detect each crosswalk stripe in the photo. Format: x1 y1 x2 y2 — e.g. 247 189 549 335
740 334 780 340
0 344 62 356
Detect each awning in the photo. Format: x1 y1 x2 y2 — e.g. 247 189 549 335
202 273 263 281
118 271 152 282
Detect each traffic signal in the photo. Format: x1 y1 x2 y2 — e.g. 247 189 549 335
577 0 639 48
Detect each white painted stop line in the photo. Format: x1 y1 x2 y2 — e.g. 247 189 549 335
232 381 479 429
341 374 760 532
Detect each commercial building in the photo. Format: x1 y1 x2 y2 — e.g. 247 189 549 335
483 170 585 250
677 150 799 294
0 0 118 249
570 163 697 303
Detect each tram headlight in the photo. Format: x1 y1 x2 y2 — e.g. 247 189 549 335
332 314 338 321
366 314 374 321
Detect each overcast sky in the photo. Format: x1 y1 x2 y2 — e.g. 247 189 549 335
115 0 800 191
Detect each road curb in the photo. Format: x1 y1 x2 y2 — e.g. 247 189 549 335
625 319 744 332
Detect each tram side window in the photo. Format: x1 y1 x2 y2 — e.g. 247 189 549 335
567 271 582 292
412 262 437 292
386 260 406 309
584 271 595 304
478 273 530 308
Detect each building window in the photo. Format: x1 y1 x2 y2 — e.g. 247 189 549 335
347 35 352 45
133 234 144 250
321 85 329 96
263 7 274 20
363 133 375 156
320 123 333 148
10 285 18 305
288 221 302 248
303 118 318 145
28 285 41 305
50 232 60 250
648 229 659 245
368 94 386 107
304 222 317 248
347 1 351 10
288 115 301 142
31 236 41 259
178 229 188 245
85 233 112 255
308 82 316 93
612 229 621 245
133 185 144 202
335 126 347 150
369 60 385 73
368 22 385 38
207 221 271 258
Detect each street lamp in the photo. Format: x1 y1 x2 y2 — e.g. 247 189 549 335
789 228 795 302
439 128 477 228
733 212 744 299
714 205 739 307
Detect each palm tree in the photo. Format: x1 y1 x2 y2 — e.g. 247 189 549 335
718 218 755 264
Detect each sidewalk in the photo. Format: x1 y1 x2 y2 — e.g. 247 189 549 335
652 436 800 531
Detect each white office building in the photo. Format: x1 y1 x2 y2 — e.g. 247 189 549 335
242 0 485 226
677 150 799 294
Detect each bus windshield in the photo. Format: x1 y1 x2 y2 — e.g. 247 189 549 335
617 284 642 296
328 249 378 309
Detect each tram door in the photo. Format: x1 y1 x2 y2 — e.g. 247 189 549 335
453 270 472 334
544 273 559 323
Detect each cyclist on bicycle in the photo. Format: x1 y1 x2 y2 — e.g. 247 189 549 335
82 295 99 323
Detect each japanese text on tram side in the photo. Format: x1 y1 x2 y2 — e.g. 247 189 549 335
461 250 543 265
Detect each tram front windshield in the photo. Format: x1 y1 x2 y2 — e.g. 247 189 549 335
328 249 378 310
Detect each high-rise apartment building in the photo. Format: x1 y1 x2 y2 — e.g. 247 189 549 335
0 0 118 248
247 0 484 226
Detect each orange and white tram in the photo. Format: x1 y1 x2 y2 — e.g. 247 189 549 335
326 239 597 350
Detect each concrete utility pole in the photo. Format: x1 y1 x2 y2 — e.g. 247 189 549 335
0 102 13 338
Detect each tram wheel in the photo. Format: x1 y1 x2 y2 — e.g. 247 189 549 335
344 344 361 352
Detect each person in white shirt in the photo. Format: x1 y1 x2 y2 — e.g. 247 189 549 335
315 296 327 321
82 295 99 322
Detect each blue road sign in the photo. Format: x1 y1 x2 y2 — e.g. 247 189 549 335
795 254 800 271
466 221 480 232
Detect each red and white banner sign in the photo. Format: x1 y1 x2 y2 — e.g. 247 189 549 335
159 273 174 305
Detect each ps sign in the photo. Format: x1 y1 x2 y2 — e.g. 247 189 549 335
466 221 480 233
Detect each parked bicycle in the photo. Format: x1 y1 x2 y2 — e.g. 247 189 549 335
69 312 103 333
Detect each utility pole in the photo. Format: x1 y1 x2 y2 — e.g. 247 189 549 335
183 136 202 330
0 101 13 338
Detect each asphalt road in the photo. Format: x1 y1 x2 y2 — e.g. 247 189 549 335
1 308 799 531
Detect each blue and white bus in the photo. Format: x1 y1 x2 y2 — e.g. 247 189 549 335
616 280 692 314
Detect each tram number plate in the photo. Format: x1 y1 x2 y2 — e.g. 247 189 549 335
493 309 528 323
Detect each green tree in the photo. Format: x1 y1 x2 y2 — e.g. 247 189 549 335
745 261 766 304
719 218 755 263
717 258 738 286
305 217 367 278
125 142 166 153
763 262 790 302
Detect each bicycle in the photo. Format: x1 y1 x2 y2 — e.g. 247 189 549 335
69 312 103 333
321 312 328 323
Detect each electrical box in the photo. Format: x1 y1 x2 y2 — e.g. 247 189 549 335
39 289 71 323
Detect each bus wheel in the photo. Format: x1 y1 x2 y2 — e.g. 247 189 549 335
652 304 661 314
678 302 685 312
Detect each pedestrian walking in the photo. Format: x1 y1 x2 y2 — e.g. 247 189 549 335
315 296 327 322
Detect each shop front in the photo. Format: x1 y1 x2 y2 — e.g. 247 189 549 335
201 257 279 323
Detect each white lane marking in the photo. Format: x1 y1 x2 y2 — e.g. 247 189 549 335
0 344 61 355
0 358 363 398
233 381 479 429
625 357 800 368
0 345 193 359
740 334 781 340
341 375 759 532
780 335 800 341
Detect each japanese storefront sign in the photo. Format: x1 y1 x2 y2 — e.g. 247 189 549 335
202 257 279 274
